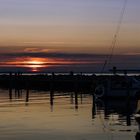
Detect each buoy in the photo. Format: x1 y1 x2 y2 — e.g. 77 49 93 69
94 85 105 98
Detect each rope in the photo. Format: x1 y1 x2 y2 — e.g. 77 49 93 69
101 0 128 73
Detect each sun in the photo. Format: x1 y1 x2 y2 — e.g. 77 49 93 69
27 61 43 72
4 56 76 72
26 60 44 65
23 58 46 72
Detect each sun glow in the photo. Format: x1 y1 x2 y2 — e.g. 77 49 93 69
22 58 47 72
26 60 44 65
0 56 99 72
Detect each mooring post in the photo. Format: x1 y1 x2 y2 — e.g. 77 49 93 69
74 75 78 110
26 88 29 103
50 90 54 105
80 92 83 104
50 73 54 111
25 81 30 103
75 91 78 109
70 93 74 104
92 93 96 119
9 72 13 100
74 82 78 109
9 88 12 100
126 83 131 126
50 90 54 112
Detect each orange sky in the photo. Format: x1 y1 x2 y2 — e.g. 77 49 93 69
0 0 140 54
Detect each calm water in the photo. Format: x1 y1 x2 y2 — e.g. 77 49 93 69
0 88 139 140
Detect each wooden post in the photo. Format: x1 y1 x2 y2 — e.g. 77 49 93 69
70 93 74 104
9 72 13 101
80 92 83 104
9 88 12 100
92 94 96 119
75 91 78 109
74 89 78 110
26 89 29 103
50 90 54 106
50 73 54 111
126 83 131 126
26 81 30 103
50 90 54 112
113 66 117 75
74 76 78 110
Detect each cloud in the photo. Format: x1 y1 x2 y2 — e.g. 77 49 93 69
1 52 105 58
0 52 140 72
1 51 140 63
24 47 50 53
24 47 41 52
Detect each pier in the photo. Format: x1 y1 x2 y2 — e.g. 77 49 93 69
0 71 140 99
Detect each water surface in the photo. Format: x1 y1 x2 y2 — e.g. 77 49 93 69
0 89 138 140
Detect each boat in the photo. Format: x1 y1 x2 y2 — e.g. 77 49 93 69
94 75 140 98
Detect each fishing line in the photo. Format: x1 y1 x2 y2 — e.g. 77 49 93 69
101 0 128 73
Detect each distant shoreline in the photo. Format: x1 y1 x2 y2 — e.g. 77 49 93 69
0 71 140 76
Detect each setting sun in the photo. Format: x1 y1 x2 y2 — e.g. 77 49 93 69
22 58 47 72
26 60 44 65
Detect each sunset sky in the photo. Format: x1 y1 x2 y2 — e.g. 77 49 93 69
0 0 140 72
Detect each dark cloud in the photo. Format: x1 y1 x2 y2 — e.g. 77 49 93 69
0 52 140 72
1 52 105 58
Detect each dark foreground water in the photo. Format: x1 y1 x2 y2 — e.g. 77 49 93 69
0 88 139 140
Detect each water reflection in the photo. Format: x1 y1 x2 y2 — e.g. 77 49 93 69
6 88 139 123
0 88 139 140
